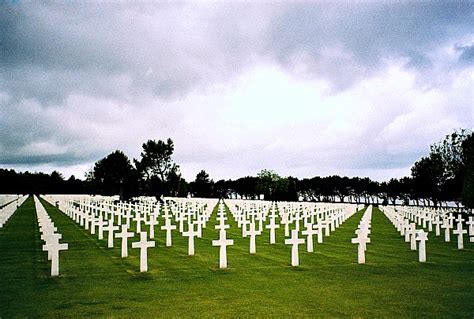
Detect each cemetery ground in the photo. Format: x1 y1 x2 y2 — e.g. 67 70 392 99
1 197 473 317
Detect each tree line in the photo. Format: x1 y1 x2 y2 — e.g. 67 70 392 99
1 129 472 208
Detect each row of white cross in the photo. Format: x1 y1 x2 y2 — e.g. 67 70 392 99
396 207 474 245
351 205 372 264
42 195 217 273
0 195 27 228
38 195 473 274
383 206 429 262
43 195 359 271
212 202 233 268
381 206 473 262
226 200 358 266
34 196 68 276
397 207 473 249
214 200 307 267
0 194 22 207
45 196 160 272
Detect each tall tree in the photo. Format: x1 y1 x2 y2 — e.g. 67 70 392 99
91 150 137 201
411 153 445 206
430 129 470 202
134 138 181 198
409 129 472 206
256 169 288 201
191 170 213 198
213 179 230 198
461 133 474 208
232 176 258 199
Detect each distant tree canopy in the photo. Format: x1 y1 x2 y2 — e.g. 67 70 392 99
0 169 91 195
88 150 138 201
255 169 297 201
190 170 212 198
461 133 474 208
1 129 472 208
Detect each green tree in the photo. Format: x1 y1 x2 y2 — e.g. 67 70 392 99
430 129 469 178
461 133 474 208
49 171 65 194
430 129 470 202
256 169 289 201
92 150 137 201
192 170 213 198
411 153 445 206
232 176 258 199
177 178 189 197
134 138 181 198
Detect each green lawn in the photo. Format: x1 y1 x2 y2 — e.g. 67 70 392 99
0 197 473 317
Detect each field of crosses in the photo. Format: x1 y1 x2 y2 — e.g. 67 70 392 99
1 194 473 317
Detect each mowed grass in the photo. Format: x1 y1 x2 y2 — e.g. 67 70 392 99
0 197 473 317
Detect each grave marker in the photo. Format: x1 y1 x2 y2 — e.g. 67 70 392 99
131 232 155 272
285 229 305 267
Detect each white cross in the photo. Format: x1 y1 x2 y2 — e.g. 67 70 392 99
247 222 260 254
441 218 451 242
397 218 405 235
265 217 280 244
281 214 291 237
466 216 474 236
453 222 467 249
285 229 305 267
212 229 234 268
134 213 144 234
175 212 184 233
131 232 155 272
90 215 97 235
182 223 199 256
43 239 68 276
447 214 455 228
314 221 324 243
124 209 133 229
427 217 433 232
294 214 302 232
96 217 106 240
145 216 159 239
351 232 370 264
40 225 59 241
162 205 172 220
194 217 204 238
215 219 230 232
416 230 428 262
455 214 465 225
432 217 442 236
160 218 177 247
42 232 62 260
407 223 417 250
403 220 411 242
115 225 134 258
84 213 91 231
241 218 250 237
104 220 119 248
322 220 331 236
301 223 318 253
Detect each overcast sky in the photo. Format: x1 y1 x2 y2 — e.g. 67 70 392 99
1 2 473 182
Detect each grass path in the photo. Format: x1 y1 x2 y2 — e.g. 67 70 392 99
1 198 473 317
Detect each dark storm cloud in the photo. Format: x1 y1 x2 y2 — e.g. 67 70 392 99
0 2 274 170
0 1 472 179
265 2 473 90
1 2 472 104
0 2 266 104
